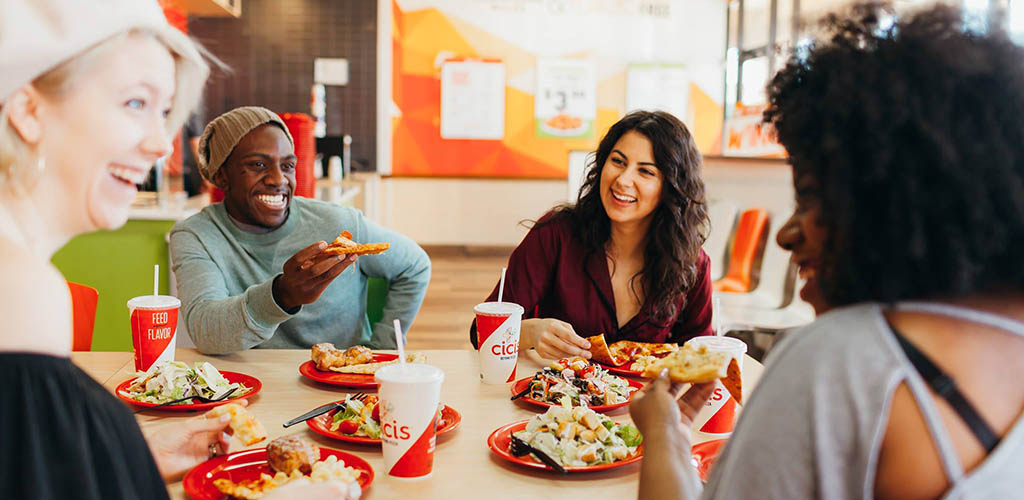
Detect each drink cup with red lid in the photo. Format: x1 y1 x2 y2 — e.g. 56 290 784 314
375 362 445 480
686 335 747 439
474 301 524 384
128 294 180 372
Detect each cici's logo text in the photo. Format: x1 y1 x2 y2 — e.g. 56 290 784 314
491 341 519 356
382 417 411 440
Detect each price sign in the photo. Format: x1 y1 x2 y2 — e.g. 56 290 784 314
535 59 596 138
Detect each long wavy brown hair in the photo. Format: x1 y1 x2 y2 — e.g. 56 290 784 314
545 110 709 324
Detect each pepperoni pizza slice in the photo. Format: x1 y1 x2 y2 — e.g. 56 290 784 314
322 230 390 256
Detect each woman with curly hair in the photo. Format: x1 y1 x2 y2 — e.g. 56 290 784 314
470 110 713 359
631 3 1024 499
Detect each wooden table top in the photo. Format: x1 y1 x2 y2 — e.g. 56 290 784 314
79 348 763 500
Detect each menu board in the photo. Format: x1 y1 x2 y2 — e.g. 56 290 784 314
440 60 506 140
535 58 596 139
626 63 689 123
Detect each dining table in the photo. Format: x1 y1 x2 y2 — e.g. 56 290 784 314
72 348 764 500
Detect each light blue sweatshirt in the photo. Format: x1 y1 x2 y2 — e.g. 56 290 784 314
169 197 431 354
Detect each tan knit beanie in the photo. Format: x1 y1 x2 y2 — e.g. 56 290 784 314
198 106 295 181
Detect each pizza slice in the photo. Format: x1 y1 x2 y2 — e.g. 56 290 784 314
585 334 629 367
608 340 678 361
311 343 374 371
328 352 427 374
208 402 267 446
642 344 743 404
322 230 390 256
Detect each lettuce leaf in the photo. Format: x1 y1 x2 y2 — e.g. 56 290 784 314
616 424 643 447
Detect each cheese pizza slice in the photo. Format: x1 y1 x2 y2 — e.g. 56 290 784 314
322 230 390 256
642 344 743 404
328 352 427 374
585 334 629 367
608 340 678 361
208 402 267 446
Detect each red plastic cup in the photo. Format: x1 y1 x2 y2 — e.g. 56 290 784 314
127 295 180 372
375 363 445 480
687 336 747 439
474 302 524 384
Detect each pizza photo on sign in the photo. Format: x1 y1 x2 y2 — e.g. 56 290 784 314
322 230 389 256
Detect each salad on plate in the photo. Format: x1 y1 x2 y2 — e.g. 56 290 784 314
119 360 252 406
329 394 448 438
526 356 637 407
513 405 643 467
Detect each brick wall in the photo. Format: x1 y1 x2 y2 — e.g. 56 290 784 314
189 0 377 170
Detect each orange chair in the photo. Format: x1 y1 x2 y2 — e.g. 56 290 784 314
67 281 98 352
714 208 770 293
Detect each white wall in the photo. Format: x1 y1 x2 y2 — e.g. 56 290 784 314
382 157 794 246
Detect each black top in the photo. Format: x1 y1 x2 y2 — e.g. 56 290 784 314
0 353 169 499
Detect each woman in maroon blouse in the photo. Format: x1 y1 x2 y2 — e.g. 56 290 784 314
471 110 713 359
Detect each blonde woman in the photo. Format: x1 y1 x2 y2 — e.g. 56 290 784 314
0 1 355 498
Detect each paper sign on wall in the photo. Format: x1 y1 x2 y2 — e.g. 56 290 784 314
314 58 349 86
535 59 596 139
440 60 505 140
626 64 689 123
723 103 786 157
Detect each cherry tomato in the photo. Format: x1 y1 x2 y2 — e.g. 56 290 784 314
580 365 596 379
370 403 380 423
337 419 359 435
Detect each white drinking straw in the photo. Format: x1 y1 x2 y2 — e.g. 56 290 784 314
497 267 508 303
393 319 406 364
714 294 722 336
153 264 159 296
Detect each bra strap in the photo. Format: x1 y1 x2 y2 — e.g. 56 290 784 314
890 326 1000 453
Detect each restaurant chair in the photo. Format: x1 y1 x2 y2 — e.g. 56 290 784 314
366 277 388 326
68 281 99 352
713 208 770 293
704 200 738 281
715 212 795 309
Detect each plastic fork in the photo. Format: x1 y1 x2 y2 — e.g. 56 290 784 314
282 392 367 428
134 386 238 414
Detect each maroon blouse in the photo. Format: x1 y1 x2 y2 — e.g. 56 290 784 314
470 213 713 348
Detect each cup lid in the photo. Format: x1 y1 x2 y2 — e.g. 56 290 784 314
126 295 181 309
473 301 525 316
375 362 445 384
685 335 747 355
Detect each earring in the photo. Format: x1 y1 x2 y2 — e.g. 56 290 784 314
35 156 45 174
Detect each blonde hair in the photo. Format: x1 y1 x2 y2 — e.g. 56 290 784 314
0 24 211 190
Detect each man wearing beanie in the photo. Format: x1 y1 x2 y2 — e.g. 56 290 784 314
169 106 431 354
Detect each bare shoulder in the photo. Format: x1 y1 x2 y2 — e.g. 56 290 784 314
0 239 72 354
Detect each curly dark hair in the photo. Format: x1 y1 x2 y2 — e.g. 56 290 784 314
546 110 709 323
764 2 1024 305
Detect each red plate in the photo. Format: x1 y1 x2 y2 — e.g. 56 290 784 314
307 404 462 445
691 439 727 482
510 376 644 412
183 446 373 500
601 363 647 378
487 420 643 472
299 353 399 388
115 371 262 412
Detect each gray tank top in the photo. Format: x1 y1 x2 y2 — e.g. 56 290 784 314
702 302 1024 500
